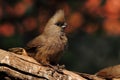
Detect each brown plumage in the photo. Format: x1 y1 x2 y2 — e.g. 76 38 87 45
26 10 68 65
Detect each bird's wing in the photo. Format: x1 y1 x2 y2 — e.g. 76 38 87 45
26 35 45 49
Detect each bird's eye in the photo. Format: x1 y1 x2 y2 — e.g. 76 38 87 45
55 22 64 27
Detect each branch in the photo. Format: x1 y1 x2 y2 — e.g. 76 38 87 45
0 49 87 80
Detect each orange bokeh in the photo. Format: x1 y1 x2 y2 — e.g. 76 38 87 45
84 0 101 14
0 23 15 37
1 0 120 36
66 12 83 33
103 0 120 19
14 2 27 16
84 24 98 34
103 19 120 35
23 17 37 31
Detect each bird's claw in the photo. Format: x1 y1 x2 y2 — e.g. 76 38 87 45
41 63 65 74
52 64 65 74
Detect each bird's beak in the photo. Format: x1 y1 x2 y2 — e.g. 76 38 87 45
62 23 67 28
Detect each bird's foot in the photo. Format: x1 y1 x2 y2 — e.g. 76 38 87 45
49 64 65 74
56 64 65 71
41 63 65 74
52 64 65 74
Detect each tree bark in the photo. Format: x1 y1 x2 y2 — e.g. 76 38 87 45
0 49 88 80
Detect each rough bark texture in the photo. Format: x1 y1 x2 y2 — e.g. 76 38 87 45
1 49 120 80
0 49 86 80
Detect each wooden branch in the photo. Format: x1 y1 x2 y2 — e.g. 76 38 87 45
0 49 87 80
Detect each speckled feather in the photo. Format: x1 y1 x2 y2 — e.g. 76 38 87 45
26 10 68 65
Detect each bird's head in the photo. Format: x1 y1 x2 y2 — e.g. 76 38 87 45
43 10 67 36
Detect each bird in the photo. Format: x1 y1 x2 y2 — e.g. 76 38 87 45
26 9 68 66
96 65 120 79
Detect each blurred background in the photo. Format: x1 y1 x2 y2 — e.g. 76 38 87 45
0 0 120 74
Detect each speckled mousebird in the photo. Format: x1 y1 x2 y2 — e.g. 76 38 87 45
26 9 68 65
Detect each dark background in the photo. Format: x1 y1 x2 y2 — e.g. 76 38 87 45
0 0 120 74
